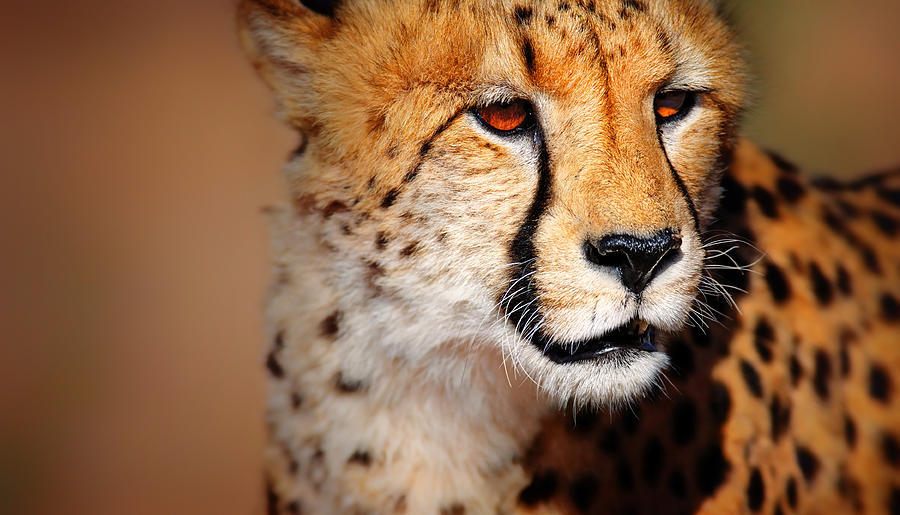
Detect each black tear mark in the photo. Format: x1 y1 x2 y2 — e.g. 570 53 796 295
522 37 536 74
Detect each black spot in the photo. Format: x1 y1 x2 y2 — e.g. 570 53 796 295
807 263 834 306
774 505 784 515
696 444 730 494
751 185 779 218
522 38 535 73
839 342 850 377
882 293 900 321
754 318 775 363
299 0 338 17
766 150 799 174
813 350 832 401
870 364 892 403
719 173 748 215
641 437 664 485
883 433 900 468
321 200 348 218
836 264 853 295
598 428 620 454
375 231 389 250
266 351 284 379
514 5 533 24
747 468 765 511
785 477 798 508
740 360 764 398
518 470 559 505
873 211 899 236
709 380 732 425
381 188 399 208
764 261 792 304
291 136 308 158
335 372 364 393
668 470 687 499
623 0 645 11
769 397 791 442
440 503 465 515
319 311 340 338
890 486 900 515
668 338 695 378
776 176 806 203
879 188 900 207
837 472 863 511
348 449 371 466
789 354 803 387
291 392 303 409
616 460 635 491
266 479 279 515
285 501 302 514
844 415 857 449
569 473 598 512
672 399 698 445
795 445 820 483
400 243 418 257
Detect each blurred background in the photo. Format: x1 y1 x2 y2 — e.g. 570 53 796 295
1 1 898 514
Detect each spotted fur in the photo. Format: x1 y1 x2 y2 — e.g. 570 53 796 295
240 1 900 513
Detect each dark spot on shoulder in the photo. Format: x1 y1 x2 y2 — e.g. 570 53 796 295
836 264 853 296
882 293 900 322
754 318 775 362
873 211 899 236
765 261 792 304
266 350 285 379
813 350 832 401
740 359 764 398
844 415 857 448
869 363 892 403
890 486 900 515
514 5 533 24
696 444 730 494
672 399 697 445
808 263 834 306
883 433 900 467
335 372 365 393
320 311 341 338
616 460 635 491
569 473 599 511
381 188 399 208
518 470 559 506
769 396 791 442
709 380 732 425
641 437 664 485
720 173 748 215
777 176 806 203
795 445 820 483
751 185 779 218
440 502 465 515
545 14 556 26
785 477 798 508
348 449 372 466
766 150 799 174
789 354 803 386
667 338 695 378
747 467 765 511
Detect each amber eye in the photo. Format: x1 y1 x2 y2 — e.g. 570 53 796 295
476 99 533 133
654 90 695 121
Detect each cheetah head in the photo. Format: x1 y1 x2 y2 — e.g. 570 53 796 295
240 0 746 408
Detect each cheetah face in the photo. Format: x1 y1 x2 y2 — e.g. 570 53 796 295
241 0 745 407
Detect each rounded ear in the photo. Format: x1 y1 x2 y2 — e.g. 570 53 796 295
237 0 340 127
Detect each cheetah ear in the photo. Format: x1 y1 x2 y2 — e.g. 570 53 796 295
237 0 342 127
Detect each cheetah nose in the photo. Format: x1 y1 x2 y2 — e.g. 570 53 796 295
583 229 683 293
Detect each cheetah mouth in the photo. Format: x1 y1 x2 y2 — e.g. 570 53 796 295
542 319 657 364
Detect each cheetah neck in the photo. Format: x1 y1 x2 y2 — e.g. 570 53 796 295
265 207 548 513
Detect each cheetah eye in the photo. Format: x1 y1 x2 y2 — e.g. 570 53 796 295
654 90 697 124
475 99 535 134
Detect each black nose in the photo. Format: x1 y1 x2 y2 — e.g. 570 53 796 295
584 229 683 293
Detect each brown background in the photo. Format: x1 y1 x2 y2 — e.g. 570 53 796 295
1 1 898 514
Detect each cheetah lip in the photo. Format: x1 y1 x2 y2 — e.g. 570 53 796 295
543 320 657 364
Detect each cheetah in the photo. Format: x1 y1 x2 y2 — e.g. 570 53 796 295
238 0 900 513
